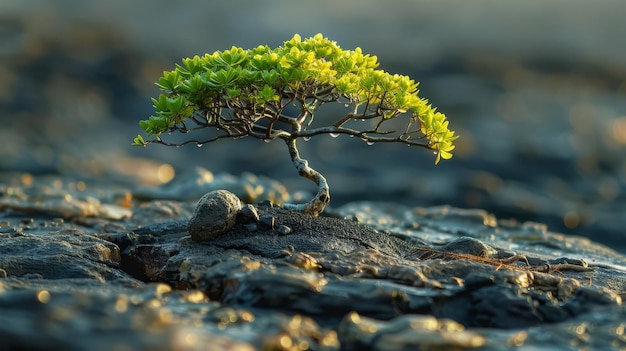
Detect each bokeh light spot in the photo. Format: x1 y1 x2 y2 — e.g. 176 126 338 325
563 211 581 229
157 164 175 184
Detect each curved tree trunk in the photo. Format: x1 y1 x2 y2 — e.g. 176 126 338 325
281 138 330 216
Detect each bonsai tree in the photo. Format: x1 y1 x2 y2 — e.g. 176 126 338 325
134 33 457 215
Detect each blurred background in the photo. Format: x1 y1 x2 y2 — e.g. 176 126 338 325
1 0 625 251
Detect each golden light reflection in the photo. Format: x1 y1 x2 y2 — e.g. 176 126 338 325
184 333 198 347
37 290 51 304
154 283 172 296
609 117 626 144
146 299 162 309
199 169 214 183
158 308 174 324
240 311 255 322
113 158 177 185
115 295 129 313
254 185 264 196
574 322 588 335
118 192 133 209
279 335 293 348
243 183 256 202
321 331 339 347
20 173 33 186
183 290 207 304
130 295 143 305
157 164 175 184
508 330 527 347
563 211 581 229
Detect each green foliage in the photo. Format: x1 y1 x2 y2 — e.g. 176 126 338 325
135 33 457 163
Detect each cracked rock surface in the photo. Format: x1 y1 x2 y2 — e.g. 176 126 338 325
2 174 625 350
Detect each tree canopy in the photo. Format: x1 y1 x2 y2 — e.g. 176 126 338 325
134 33 457 164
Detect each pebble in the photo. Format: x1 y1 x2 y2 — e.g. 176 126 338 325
258 214 275 230
188 190 242 242
441 236 498 258
276 224 292 235
237 204 259 224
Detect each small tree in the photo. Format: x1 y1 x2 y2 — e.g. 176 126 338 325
134 34 457 215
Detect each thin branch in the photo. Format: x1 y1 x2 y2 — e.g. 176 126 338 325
292 126 433 149
333 112 382 128
147 131 248 147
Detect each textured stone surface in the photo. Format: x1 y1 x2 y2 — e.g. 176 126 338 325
0 229 137 285
339 312 487 350
1 174 626 350
188 190 242 242
115 202 626 349
237 204 259 224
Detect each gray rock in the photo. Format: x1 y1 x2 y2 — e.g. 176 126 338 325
0 190 132 221
258 213 275 230
188 190 242 242
276 224 292 235
441 236 499 257
237 204 259 224
0 228 138 284
130 200 194 226
0 282 260 351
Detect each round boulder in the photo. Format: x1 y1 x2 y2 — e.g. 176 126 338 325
188 190 242 242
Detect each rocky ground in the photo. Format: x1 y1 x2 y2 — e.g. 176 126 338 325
1 173 625 350
1 1 626 350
